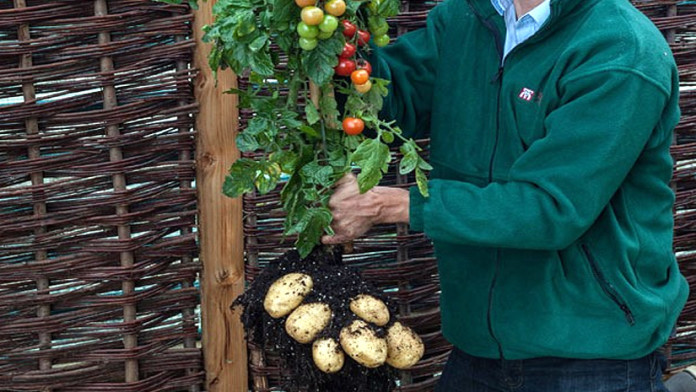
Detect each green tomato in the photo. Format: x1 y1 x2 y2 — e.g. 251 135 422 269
369 19 389 36
373 34 390 47
299 37 318 50
297 22 319 38
317 30 333 39
368 0 382 14
318 15 339 33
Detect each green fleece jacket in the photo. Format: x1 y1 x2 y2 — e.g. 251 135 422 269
371 0 689 359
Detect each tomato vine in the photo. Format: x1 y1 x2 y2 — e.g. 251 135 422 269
158 0 431 257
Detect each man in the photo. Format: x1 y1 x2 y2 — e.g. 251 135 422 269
322 0 690 390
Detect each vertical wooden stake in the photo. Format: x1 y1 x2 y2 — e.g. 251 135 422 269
193 2 248 391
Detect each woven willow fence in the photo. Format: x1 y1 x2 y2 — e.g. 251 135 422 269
240 0 696 390
3 1 696 392
0 1 202 391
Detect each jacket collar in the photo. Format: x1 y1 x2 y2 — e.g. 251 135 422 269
467 0 594 24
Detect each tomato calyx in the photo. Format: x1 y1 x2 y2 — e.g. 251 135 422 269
355 59 372 75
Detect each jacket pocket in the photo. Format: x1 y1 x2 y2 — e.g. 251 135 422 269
581 244 635 326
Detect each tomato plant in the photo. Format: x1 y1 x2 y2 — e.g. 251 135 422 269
164 0 430 257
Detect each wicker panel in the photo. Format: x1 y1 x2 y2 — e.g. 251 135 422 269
635 0 696 373
0 1 202 391
241 0 696 390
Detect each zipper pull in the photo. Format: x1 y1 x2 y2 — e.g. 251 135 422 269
490 66 503 83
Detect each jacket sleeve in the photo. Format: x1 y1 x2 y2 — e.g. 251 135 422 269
368 1 450 139
409 68 678 250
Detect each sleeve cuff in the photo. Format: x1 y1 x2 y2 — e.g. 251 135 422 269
409 185 426 232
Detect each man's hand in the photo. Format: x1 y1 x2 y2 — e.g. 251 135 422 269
322 173 410 244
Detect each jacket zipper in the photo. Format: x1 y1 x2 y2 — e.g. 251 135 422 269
581 244 635 325
467 1 506 358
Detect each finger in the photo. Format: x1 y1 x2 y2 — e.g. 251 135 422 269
321 234 346 245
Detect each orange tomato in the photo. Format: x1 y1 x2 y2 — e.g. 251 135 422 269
295 0 315 7
351 69 370 85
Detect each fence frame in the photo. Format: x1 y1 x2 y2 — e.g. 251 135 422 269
193 1 248 390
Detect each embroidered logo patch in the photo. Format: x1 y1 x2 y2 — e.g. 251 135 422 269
518 87 535 102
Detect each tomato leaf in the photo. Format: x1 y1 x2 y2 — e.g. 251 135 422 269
249 50 275 75
399 151 418 175
415 167 429 197
223 158 259 198
300 34 343 86
248 35 268 52
377 0 400 17
300 160 334 187
299 125 320 138
305 102 321 125
351 138 390 193
272 0 296 25
291 207 333 258
346 0 362 15
254 161 282 194
418 158 433 171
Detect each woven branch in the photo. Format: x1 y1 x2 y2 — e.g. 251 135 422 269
0 1 202 391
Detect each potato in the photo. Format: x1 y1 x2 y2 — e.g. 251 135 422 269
339 320 388 368
285 302 332 344
349 294 390 326
312 338 345 374
385 321 424 369
263 273 313 318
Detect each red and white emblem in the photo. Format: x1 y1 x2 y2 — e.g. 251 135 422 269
518 87 535 101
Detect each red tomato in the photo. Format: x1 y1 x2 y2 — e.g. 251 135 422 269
340 42 357 59
351 69 369 85
356 59 372 75
357 30 371 46
342 117 365 135
334 58 356 76
342 20 357 37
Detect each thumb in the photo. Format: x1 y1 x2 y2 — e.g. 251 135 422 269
334 172 357 187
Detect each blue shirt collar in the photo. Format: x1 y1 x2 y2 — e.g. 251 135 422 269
491 0 551 25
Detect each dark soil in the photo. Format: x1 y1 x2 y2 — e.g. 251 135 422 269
233 245 398 392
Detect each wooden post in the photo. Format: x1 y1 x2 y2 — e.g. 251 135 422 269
193 2 248 391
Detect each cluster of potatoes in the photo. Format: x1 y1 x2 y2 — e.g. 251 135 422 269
263 272 425 374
